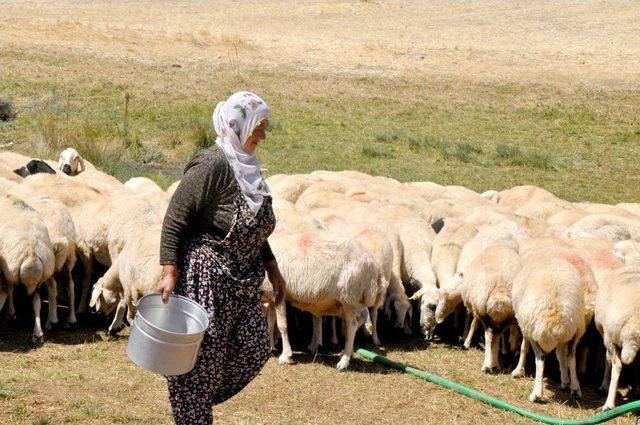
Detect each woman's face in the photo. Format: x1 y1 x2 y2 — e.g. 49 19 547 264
243 119 269 154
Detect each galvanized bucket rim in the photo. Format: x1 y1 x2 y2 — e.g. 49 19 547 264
136 293 209 338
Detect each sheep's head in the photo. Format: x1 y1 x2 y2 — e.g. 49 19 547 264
613 240 640 264
89 278 120 314
435 275 463 324
409 286 438 338
58 148 85 176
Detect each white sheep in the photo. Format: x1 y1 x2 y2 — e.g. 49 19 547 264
166 180 181 197
511 246 597 402
0 178 79 328
460 244 522 373
595 256 640 410
58 148 87 176
90 225 162 333
266 229 382 371
572 214 640 243
124 177 170 215
0 194 55 342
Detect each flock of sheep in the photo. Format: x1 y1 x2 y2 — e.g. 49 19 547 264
1 148 639 413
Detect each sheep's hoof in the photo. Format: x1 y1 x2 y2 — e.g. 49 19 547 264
528 392 545 403
63 321 78 331
108 326 123 336
372 336 381 346
6 313 17 321
45 321 58 331
482 366 499 375
278 354 294 365
336 359 350 372
32 334 44 344
307 344 320 354
511 369 525 379
597 386 608 396
560 383 570 392
571 389 582 400
602 404 614 412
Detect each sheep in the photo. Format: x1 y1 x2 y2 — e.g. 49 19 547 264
268 174 318 203
511 246 597 402
573 214 640 243
90 225 162 333
513 201 574 221
497 185 572 212
460 244 522 373
0 178 79 328
0 194 55 342
71 192 162 312
594 258 640 410
266 229 382 371
124 177 170 215
435 222 521 338
318 202 439 338
58 148 87 176
21 173 103 207
315 215 401 344
616 203 640 218
573 202 640 220
166 180 181 197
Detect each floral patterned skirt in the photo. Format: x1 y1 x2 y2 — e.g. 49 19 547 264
166 237 270 425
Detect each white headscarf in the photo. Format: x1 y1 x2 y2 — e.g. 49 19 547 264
212 91 271 214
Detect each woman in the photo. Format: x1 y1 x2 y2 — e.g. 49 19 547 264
156 91 286 425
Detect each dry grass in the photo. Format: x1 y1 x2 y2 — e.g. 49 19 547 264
0 319 635 425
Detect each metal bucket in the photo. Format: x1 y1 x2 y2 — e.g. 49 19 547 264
126 293 209 376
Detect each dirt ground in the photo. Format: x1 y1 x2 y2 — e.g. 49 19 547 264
1 0 639 88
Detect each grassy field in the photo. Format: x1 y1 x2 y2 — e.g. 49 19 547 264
1 0 640 423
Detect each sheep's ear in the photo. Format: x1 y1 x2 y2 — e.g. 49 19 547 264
78 156 85 172
89 287 101 308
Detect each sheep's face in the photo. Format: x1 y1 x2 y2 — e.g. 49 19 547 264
58 148 84 176
90 281 119 314
435 287 456 324
419 288 439 336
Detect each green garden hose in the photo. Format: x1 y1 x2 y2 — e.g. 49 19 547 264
356 348 640 424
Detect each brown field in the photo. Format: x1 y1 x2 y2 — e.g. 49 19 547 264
2 1 640 424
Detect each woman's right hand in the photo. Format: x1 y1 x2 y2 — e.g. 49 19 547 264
157 265 179 304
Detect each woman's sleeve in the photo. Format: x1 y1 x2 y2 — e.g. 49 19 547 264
160 157 219 265
260 241 276 263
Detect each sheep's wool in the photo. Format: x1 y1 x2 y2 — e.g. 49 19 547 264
212 91 270 214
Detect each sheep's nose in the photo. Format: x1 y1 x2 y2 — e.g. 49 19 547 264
62 164 72 175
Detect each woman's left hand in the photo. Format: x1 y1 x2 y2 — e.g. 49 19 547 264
265 260 286 304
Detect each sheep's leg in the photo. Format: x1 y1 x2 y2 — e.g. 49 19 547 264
64 260 77 327
32 292 44 343
461 311 472 343
567 338 582 399
577 346 589 375
463 315 479 350
529 341 546 403
330 317 339 345
368 307 380 346
108 296 127 335
555 343 571 391
266 304 277 351
6 284 15 320
603 347 622 411
44 277 59 331
509 324 521 353
275 300 293 365
307 314 322 353
126 300 136 325
336 307 358 371
0 288 7 313
598 352 611 394
512 338 529 378
481 326 499 373
76 252 92 314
